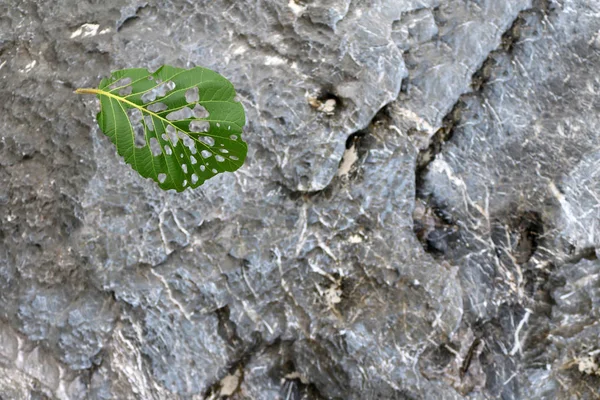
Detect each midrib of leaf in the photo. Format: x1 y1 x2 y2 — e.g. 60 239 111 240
77 87 187 188
76 87 182 128
75 87 232 162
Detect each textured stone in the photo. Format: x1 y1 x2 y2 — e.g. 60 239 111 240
1 0 600 398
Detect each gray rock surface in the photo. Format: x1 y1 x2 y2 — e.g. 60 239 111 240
1 0 599 398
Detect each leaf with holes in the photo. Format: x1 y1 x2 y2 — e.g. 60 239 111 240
75 65 247 192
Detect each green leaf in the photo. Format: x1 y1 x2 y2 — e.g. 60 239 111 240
76 65 247 192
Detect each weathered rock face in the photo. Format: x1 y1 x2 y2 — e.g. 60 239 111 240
1 0 599 398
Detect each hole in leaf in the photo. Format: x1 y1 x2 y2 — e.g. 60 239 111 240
166 107 193 121
182 135 193 147
183 180 188 187
228 125 231 130
215 155 225 162
230 155 239 161
185 87 199 103
158 173 167 183
150 137 162 156
199 136 215 146
141 91 157 103
127 109 144 148
156 81 175 97
191 174 198 184
119 86 133 96
166 125 179 145
180 153 184 158
216 122 220 127
147 102 167 112
182 135 196 153
108 77 132 90
230 135 238 140
190 120 210 132
212 168 217 173
165 145 172 155
220 149 229 153
201 150 212 158
134 125 145 148
192 104 209 118
127 108 143 123
141 81 175 103
182 164 188 173
190 156 197 164
200 165 206 171
144 116 154 131
162 134 168 141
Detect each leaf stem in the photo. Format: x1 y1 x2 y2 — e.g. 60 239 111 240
75 88 101 95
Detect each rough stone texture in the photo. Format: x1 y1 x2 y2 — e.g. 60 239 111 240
1 0 600 399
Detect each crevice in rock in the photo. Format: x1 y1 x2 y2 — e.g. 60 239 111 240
117 4 151 32
203 336 350 399
280 360 330 400
417 3 551 178
308 88 344 116
215 305 244 350
286 105 390 201
414 3 553 252
203 364 245 399
563 245 598 264
420 337 486 396
510 210 544 265
203 335 273 399
413 198 460 257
